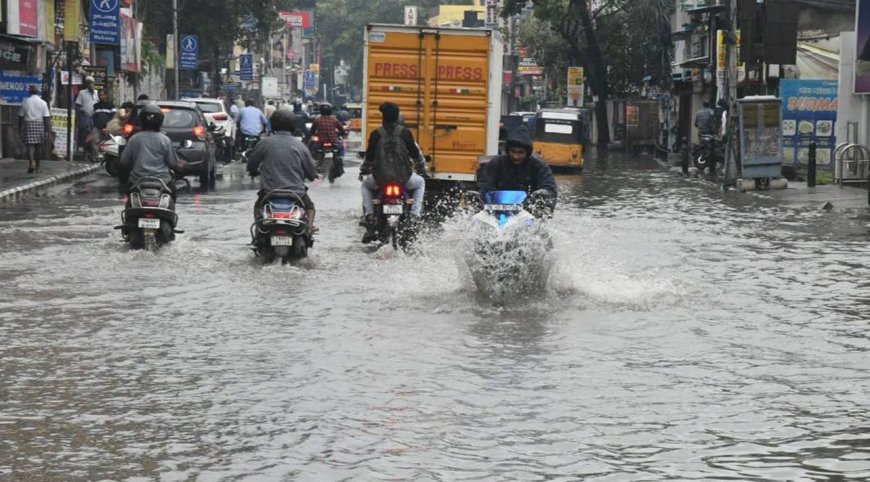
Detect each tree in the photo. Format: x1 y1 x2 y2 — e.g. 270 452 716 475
502 0 672 147
314 0 443 89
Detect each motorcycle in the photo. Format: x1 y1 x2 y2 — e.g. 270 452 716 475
239 134 260 164
368 179 416 250
694 134 723 173
464 190 554 300
250 189 314 263
99 131 127 181
310 135 343 183
211 124 234 163
114 176 183 251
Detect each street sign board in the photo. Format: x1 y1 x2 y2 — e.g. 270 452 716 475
304 70 316 90
404 6 417 26
240 54 253 80
179 34 198 70
90 0 120 45
262 77 278 97
566 66 584 107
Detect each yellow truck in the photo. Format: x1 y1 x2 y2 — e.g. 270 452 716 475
362 24 503 191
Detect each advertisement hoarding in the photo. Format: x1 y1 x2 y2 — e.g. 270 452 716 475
780 79 837 168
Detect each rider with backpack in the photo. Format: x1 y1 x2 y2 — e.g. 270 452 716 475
359 102 425 243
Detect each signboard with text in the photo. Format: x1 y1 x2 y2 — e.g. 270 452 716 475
179 35 198 70
239 54 253 80
90 0 120 45
279 11 311 29
780 79 837 168
567 66 584 107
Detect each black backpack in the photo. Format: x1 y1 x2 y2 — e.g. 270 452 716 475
373 125 412 186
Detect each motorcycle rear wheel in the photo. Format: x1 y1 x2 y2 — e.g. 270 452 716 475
143 232 158 252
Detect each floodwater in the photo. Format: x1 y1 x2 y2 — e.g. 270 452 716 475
1 155 868 480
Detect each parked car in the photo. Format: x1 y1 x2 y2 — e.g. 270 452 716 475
155 101 218 187
182 97 236 162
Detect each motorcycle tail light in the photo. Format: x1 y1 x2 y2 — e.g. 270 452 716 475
311 135 320 143
323 142 332 148
122 123 134 135
193 125 206 140
144 213 156 218
384 184 402 198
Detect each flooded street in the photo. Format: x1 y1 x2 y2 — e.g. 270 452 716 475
1 156 869 480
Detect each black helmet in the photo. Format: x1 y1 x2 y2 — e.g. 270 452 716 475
270 109 295 133
140 103 164 131
320 103 333 116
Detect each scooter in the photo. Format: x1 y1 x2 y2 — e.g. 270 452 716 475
114 176 183 251
99 131 127 181
464 190 554 300
250 189 314 263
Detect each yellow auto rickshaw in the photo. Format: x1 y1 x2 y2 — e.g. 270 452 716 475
532 108 587 171
345 103 363 132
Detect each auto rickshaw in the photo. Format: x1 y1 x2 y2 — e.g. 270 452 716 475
344 103 363 132
532 108 588 171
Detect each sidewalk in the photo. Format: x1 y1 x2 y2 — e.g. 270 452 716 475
0 157 101 205
659 152 870 211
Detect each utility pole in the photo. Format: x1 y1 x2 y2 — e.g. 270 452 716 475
724 0 739 187
172 0 179 99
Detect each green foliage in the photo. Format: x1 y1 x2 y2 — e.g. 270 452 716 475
814 170 834 185
505 0 673 95
315 0 443 87
140 41 163 74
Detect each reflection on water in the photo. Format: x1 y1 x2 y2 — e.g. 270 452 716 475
1 162 869 479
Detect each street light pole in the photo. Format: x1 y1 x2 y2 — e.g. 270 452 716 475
172 0 179 99
724 0 738 187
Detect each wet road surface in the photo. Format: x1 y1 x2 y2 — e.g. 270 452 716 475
1 156 869 480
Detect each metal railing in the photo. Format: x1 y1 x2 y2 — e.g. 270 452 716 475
833 142 870 186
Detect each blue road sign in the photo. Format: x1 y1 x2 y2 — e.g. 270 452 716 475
90 0 120 45
179 35 199 70
304 70 316 90
240 54 253 81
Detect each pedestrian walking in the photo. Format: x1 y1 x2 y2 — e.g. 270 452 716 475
75 76 99 161
18 85 51 174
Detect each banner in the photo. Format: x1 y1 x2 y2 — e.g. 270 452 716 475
6 0 39 36
780 79 837 168
64 0 81 42
51 108 76 159
120 10 141 72
279 11 311 29
90 0 120 45
404 6 417 26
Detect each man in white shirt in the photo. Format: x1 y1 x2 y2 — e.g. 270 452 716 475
18 85 51 173
75 76 98 161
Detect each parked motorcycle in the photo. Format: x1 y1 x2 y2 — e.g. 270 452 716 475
114 176 183 251
464 190 554 300
694 134 722 173
310 136 343 183
250 189 314 263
